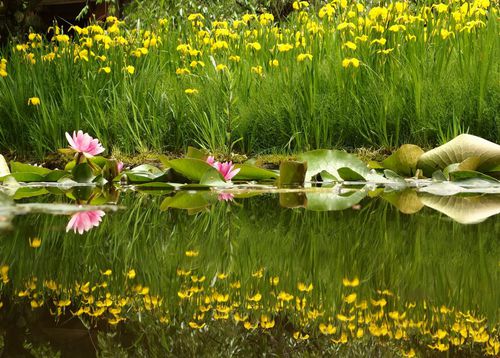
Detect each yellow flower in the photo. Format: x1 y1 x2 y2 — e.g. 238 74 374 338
343 41 357 50
293 331 309 340
229 55 241 62
440 29 454 40
341 58 360 68
122 65 134 75
215 64 227 72
127 269 136 279
251 66 263 75
277 291 294 301
319 323 337 335
185 88 199 95
259 13 274 26
277 43 294 52
269 276 279 285
298 282 313 292
29 237 41 248
244 321 258 330
185 250 199 257
98 67 111 74
344 293 357 304
246 42 262 51
101 269 112 276
293 1 309 10
248 293 262 302
269 59 279 67
297 53 313 62
370 38 387 46
0 58 7 77
175 67 191 75
189 321 206 329
401 349 415 358
27 97 40 106
342 277 359 287
388 25 406 33
377 48 394 55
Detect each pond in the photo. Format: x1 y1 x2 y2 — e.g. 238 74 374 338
0 186 498 356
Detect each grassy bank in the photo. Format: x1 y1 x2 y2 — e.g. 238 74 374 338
0 0 498 159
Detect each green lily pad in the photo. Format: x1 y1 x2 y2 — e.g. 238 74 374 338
199 168 227 186
381 144 424 176
298 149 384 183
7 172 45 182
12 188 49 200
44 170 69 182
65 156 108 171
10 161 52 175
164 158 214 182
278 161 307 187
72 163 94 183
186 146 208 160
417 134 500 176
233 164 278 181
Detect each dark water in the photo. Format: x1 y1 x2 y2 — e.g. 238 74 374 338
0 188 498 357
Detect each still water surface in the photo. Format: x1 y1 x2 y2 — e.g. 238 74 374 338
0 188 498 356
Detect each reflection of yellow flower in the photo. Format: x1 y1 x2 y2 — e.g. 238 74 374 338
29 237 42 248
28 97 41 106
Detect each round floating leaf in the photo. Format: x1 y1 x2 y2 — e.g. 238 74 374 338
233 164 278 181
417 134 500 176
7 172 45 182
0 154 10 178
278 161 306 187
44 170 69 182
10 161 51 175
72 163 94 183
165 158 214 182
199 168 227 186
381 144 424 176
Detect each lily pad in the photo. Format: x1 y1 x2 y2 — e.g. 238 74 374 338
72 163 94 183
186 146 208 160
233 164 278 181
199 168 227 186
381 144 424 176
164 158 214 182
278 161 307 187
0 155 10 177
382 189 423 214
298 150 384 183
417 134 500 176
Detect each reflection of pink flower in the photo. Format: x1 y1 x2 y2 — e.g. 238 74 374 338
65 130 105 158
66 210 105 234
218 193 234 201
206 156 240 181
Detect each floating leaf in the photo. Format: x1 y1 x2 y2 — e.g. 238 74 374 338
0 155 10 178
298 150 384 183
65 156 108 171
12 188 49 200
278 161 306 187
234 164 278 181
305 188 368 211
186 146 208 160
44 170 69 182
10 161 51 175
417 134 500 176
448 171 499 183
72 163 94 183
199 168 227 186
164 158 214 182
6 172 45 182
381 144 424 176
419 194 500 224
338 167 365 181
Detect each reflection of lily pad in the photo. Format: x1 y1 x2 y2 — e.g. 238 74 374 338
160 191 216 211
305 188 368 211
419 194 500 224
417 134 500 176
382 189 424 214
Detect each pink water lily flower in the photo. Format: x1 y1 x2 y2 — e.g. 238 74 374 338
66 210 105 234
206 156 240 181
65 130 105 158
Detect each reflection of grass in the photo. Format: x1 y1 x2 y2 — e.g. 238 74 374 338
0 193 498 355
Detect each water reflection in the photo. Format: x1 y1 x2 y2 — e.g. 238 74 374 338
0 188 498 356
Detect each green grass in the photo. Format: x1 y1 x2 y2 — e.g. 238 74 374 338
0 1 498 159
